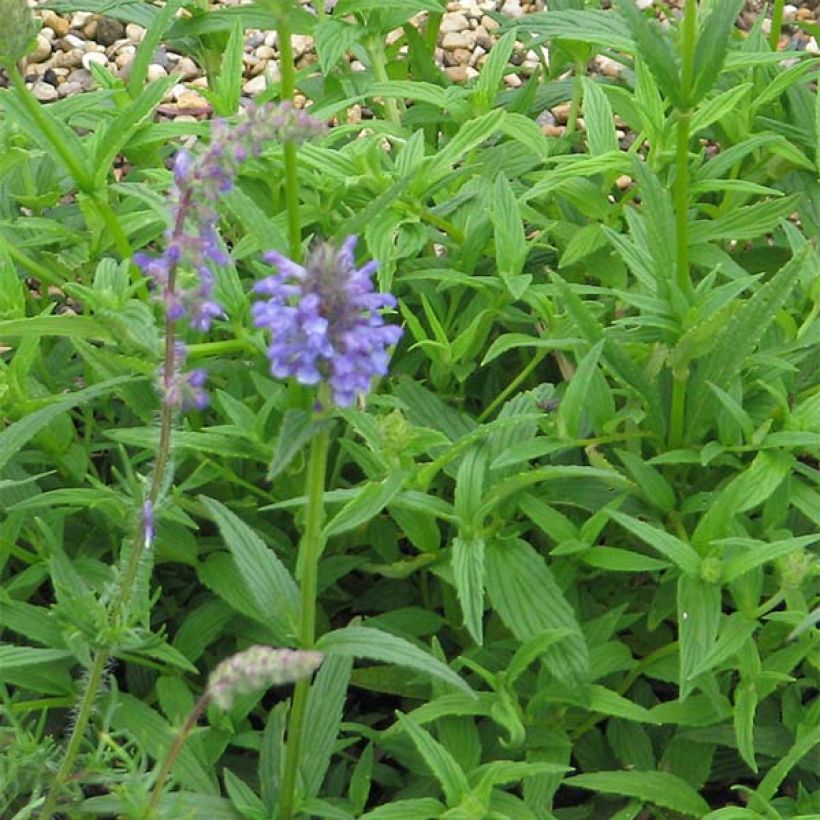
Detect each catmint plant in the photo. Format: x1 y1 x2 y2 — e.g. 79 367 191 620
41 102 323 820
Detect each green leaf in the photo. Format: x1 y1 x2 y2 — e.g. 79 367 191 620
689 194 800 244
473 29 516 109
756 722 820 801
314 18 361 74
615 0 681 106
733 679 758 773
268 410 331 481
491 173 528 287
0 376 134 475
361 798 445 819
721 534 820 584
582 547 671 573
394 711 469 806
677 575 721 700
690 0 745 105
452 536 485 645
486 538 589 690
300 654 354 801
93 75 177 187
0 645 72 669
0 315 113 341
323 471 405 538
211 18 244 115
557 339 605 438
615 449 676 513
200 496 299 639
316 625 471 694
582 78 618 155
608 511 701 576
563 771 710 817
127 0 185 96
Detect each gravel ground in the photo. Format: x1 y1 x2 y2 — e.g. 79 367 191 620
10 0 820 120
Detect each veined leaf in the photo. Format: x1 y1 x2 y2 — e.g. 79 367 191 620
563 771 710 817
452 536 485 645
316 625 471 695
486 539 589 690
608 511 701 576
323 471 405 538
394 711 469 806
200 497 299 640
677 575 721 700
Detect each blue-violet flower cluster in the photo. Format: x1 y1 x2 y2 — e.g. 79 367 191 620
253 237 402 407
133 102 324 408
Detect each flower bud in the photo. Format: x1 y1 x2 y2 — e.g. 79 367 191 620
699 555 723 585
207 646 323 710
778 549 816 592
0 0 38 66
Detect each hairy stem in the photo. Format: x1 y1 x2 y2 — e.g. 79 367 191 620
41 200 186 817
278 426 330 819
565 59 585 137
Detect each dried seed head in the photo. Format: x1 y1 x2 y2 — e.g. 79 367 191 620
207 646 323 710
0 0 38 66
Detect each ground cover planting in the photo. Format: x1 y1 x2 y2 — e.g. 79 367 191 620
0 0 818 817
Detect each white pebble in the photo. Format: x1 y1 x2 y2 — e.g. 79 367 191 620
147 63 168 81
125 23 146 42
29 33 52 63
81 51 108 71
242 74 267 95
32 81 58 101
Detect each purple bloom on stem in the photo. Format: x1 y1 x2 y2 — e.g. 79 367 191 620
252 237 402 407
142 500 155 550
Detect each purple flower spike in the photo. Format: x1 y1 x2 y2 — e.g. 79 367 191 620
253 237 402 407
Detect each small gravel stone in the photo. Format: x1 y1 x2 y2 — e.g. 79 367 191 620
125 23 146 42
29 34 52 63
177 90 209 110
243 74 268 95
147 64 168 82
32 81 59 101
58 81 82 98
615 174 633 190
42 10 70 37
96 17 125 47
71 11 93 28
81 51 108 71
441 12 470 33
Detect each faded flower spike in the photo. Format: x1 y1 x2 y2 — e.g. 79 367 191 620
207 646 324 711
252 237 403 407
0 0 38 66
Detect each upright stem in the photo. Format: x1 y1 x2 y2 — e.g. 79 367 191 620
769 0 785 52
565 59 585 137
277 12 302 258
367 37 401 126
278 427 330 820
669 0 698 449
40 231 183 819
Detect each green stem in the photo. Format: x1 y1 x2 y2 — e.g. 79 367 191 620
91 192 132 260
478 349 548 423
39 652 108 819
147 694 210 816
367 37 401 126
277 12 302 259
668 371 688 448
769 0 785 52
668 0 698 448
278 426 330 820
674 110 693 300
565 60 585 137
